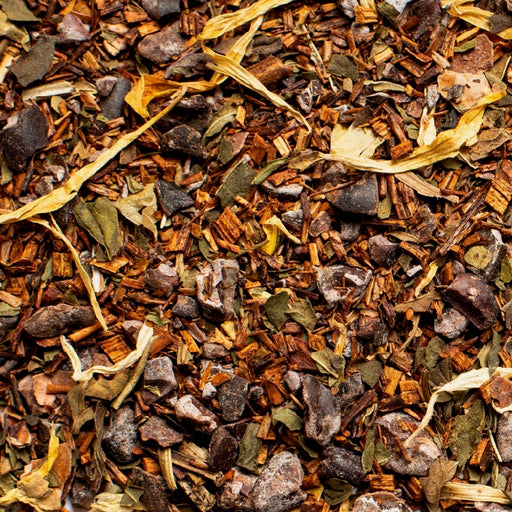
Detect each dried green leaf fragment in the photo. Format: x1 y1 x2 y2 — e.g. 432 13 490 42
288 298 317 331
236 422 262 474
362 429 375 473
328 54 359 81
74 197 122 260
311 348 345 378
216 160 256 208
264 291 289 329
448 399 485 466
272 406 303 431
358 360 383 388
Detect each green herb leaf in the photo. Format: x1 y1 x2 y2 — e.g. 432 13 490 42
323 479 353 505
204 105 237 138
328 54 359 81
311 348 345 378
2 0 39 21
0 303 20 316
358 360 382 388
288 297 317 331
362 429 375 473
9 34 55 87
448 399 485 466
264 291 289 330
252 158 287 185
374 439 391 465
216 161 256 208
272 406 303 431
74 197 122 260
464 246 492 269
237 422 262 474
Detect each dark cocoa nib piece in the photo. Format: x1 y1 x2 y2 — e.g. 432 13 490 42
352 491 414 512
217 376 248 422
175 395 220 434
172 295 200 318
137 22 186 65
434 307 469 339
0 105 48 172
338 372 365 409
142 356 178 404
319 446 365 485
155 179 194 217
368 234 400 267
302 374 341 446
70 480 95 511
326 174 378 216
443 273 499 330
497 412 512 463
209 426 239 471
99 78 132 120
374 412 442 476
220 468 256 511
141 0 180 19
131 467 170 512
156 94 213 133
396 0 441 39
143 263 179 291
162 124 205 159
102 406 140 464
196 259 239 321
250 451 306 512
316 265 372 306
138 416 183 447
23 304 96 338
57 14 90 44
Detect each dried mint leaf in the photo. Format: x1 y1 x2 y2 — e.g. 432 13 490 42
74 197 122 260
489 14 512 33
378 194 392 219
0 11 29 44
0 303 20 316
288 297 317 331
204 105 237 138
328 54 359 81
323 480 353 505
216 161 256 208
264 291 289 330
115 184 158 239
252 157 287 186
454 39 476 53
357 360 382 388
217 138 234 164
271 406 303 431
501 255 512 283
374 439 391 465
424 336 445 371
85 372 130 401
448 399 485 466
311 348 345 378
236 422 262 474
362 429 375 473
